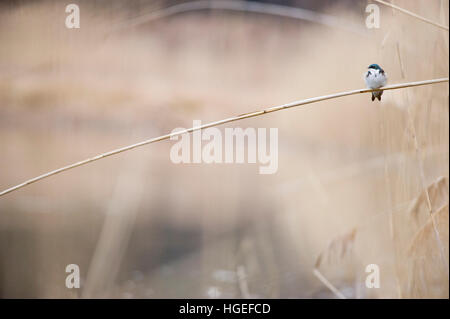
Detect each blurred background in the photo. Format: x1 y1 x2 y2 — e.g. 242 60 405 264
0 0 448 298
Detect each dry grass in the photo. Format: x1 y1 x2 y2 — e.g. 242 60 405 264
0 0 448 298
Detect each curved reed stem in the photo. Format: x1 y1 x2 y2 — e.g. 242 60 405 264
0 78 448 198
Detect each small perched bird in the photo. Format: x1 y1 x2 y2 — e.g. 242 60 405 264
365 64 387 101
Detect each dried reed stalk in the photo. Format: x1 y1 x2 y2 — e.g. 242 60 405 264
0 78 448 198
314 228 357 269
313 269 347 299
374 0 449 31
313 229 357 299
236 265 251 299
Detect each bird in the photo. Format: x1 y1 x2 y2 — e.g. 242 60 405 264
364 64 387 101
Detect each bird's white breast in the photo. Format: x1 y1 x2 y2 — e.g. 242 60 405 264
364 69 387 89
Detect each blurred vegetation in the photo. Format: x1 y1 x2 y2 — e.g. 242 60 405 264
0 0 448 298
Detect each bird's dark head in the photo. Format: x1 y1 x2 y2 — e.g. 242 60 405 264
368 64 382 70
